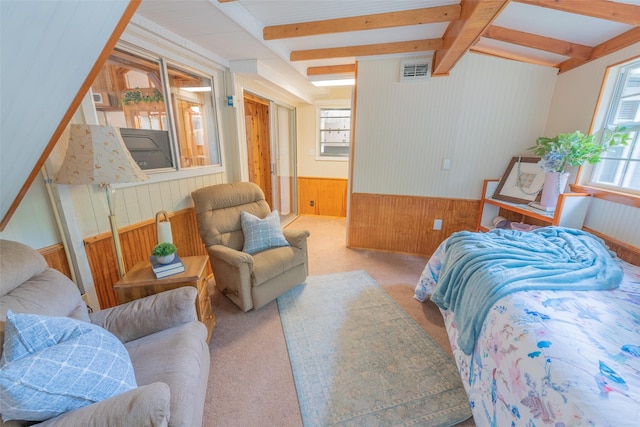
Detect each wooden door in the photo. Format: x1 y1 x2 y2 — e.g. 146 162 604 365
244 92 273 206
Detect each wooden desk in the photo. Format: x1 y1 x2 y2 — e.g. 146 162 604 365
114 255 215 343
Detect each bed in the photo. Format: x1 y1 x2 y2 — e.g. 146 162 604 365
414 227 640 427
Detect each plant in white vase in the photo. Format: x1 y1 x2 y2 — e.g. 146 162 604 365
528 127 629 209
152 242 178 264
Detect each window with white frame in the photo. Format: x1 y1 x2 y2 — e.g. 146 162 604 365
590 59 640 193
318 104 351 159
90 47 221 171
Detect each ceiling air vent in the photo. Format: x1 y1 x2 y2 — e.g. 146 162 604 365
399 58 431 83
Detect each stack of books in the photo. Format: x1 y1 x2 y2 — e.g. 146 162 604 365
150 254 185 278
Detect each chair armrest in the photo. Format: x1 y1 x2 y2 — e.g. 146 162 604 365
35 382 170 427
283 229 310 249
207 245 254 269
89 287 197 343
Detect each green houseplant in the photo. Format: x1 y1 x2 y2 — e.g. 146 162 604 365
529 127 629 173
528 127 629 209
152 242 177 264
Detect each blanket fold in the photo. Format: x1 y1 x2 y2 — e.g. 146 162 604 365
430 227 622 355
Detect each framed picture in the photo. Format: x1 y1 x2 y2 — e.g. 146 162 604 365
493 157 544 204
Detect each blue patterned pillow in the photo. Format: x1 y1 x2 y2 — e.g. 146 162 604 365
0 310 137 422
241 210 289 255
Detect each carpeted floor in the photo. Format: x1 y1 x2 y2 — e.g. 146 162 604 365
203 216 476 427
278 270 472 427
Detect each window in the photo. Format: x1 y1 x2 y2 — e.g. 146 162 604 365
318 106 351 159
167 65 220 168
590 59 640 193
90 48 221 171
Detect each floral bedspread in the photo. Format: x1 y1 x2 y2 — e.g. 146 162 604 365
415 239 640 427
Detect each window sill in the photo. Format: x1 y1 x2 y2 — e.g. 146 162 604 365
570 184 640 208
115 164 225 189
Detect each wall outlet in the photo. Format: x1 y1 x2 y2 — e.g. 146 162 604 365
433 219 443 230
310 200 315 207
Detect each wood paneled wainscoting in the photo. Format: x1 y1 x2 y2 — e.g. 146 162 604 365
84 208 210 309
347 192 479 257
39 243 73 280
298 177 348 217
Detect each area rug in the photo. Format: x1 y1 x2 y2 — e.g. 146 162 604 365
277 270 472 427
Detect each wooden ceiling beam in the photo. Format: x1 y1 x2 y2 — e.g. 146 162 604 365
470 45 561 68
291 39 443 61
559 26 640 73
514 0 640 26
484 25 593 59
433 0 510 76
307 64 356 76
264 5 460 40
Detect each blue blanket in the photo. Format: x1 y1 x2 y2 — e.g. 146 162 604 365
430 227 623 355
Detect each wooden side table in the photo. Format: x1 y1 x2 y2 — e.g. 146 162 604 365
114 255 215 343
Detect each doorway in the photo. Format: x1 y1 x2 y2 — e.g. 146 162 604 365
243 91 297 222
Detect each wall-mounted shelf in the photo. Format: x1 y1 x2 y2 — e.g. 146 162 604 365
477 179 591 232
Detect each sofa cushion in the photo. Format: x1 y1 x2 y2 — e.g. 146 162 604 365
0 311 137 422
251 245 306 286
241 210 289 255
0 240 48 297
125 321 209 427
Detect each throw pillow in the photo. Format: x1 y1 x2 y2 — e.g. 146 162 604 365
241 210 290 255
0 310 137 422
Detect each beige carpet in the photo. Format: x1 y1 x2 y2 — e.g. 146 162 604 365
203 215 475 427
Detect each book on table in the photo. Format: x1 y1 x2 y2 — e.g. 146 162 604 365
154 264 185 278
150 254 185 277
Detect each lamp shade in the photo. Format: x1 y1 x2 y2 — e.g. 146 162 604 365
54 125 148 185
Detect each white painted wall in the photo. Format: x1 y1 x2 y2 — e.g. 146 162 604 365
352 54 558 199
297 86 352 179
0 0 130 227
545 42 640 247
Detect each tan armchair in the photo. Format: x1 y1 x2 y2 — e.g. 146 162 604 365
191 182 309 312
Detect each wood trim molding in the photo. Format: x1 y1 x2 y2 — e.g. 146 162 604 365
264 5 460 40
0 1 140 231
570 184 640 208
291 39 443 62
307 64 356 76
433 0 509 76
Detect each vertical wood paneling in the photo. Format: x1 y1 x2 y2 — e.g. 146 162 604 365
84 207 210 309
39 244 73 280
348 192 478 256
298 177 348 217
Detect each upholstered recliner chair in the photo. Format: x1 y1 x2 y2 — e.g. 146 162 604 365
191 182 309 312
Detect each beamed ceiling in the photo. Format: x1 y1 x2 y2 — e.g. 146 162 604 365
134 0 640 87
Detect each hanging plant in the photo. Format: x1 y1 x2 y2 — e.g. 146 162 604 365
122 88 164 105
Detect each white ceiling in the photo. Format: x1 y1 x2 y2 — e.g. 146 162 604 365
135 0 639 86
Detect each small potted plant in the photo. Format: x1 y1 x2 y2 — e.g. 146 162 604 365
528 127 629 208
152 242 178 264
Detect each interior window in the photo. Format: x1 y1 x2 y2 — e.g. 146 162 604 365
167 65 220 168
590 59 640 193
318 107 351 159
90 48 221 171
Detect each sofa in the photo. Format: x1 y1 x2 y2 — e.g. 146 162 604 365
0 239 210 426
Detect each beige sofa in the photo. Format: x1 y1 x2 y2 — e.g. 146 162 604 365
0 239 210 426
